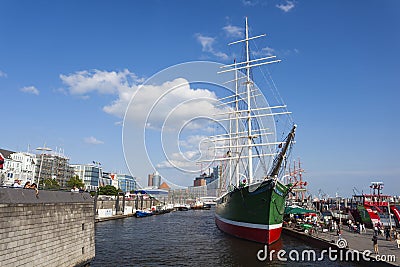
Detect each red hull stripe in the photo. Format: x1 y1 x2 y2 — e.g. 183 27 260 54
215 215 282 244
215 214 282 229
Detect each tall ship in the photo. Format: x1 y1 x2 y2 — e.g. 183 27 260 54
209 17 296 244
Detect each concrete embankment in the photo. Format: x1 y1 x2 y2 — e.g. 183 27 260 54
283 226 399 266
95 213 135 222
0 188 95 267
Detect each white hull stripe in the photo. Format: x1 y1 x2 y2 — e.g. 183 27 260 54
216 214 282 230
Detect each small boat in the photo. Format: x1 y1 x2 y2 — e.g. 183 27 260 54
203 203 212 210
151 205 172 215
174 204 190 211
191 200 206 210
135 210 153 218
176 206 189 211
190 200 212 210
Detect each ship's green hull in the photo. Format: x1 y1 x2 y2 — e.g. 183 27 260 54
215 179 289 244
357 204 372 227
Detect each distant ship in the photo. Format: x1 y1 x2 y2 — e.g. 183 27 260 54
209 17 296 244
351 182 400 228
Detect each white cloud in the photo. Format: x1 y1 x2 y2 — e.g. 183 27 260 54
84 136 104 145
0 70 7 78
253 46 276 57
125 78 230 174
62 68 232 180
20 86 39 95
102 85 136 118
157 159 193 169
60 69 226 131
60 69 140 118
195 34 229 60
262 46 275 56
253 47 299 57
60 69 140 95
276 1 295 12
242 0 258 6
126 77 222 131
214 52 229 60
157 134 225 171
180 135 209 148
222 25 244 38
156 150 203 169
196 34 215 52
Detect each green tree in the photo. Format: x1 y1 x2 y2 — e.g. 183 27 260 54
67 175 85 189
98 185 118 196
42 178 60 189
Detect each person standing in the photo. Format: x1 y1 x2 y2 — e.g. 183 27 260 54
385 228 391 241
30 183 39 196
337 225 342 239
13 180 22 187
361 223 366 234
71 186 79 192
372 235 379 254
23 181 31 189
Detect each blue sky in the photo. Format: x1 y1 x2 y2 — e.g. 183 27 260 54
1 0 399 197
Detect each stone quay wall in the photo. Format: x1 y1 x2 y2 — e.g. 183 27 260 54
0 188 95 267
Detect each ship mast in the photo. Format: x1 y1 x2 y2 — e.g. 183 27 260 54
234 59 240 187
268 124 296 178
216 16 284 185
244 17 254 184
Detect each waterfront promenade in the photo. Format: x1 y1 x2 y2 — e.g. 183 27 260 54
285 225 400 266
321 227 399 266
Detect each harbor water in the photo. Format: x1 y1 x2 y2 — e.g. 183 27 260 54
92 208 358 266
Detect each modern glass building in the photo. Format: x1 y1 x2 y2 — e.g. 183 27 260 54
117 174 136 193
71 164 102 191
152 171 161 188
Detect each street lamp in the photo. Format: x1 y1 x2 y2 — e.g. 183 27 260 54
36 145 52 189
